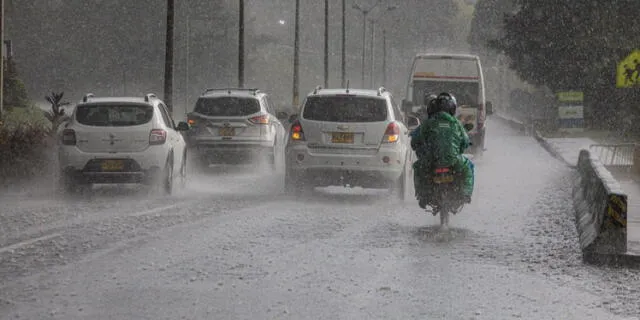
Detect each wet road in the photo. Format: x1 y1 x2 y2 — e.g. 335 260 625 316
1 118 639 319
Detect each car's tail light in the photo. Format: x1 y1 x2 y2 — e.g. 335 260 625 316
249 114 270 125
290 120 305 141
187 118 196 126
149 129 167 145
382 122 400 143
62 129 76 146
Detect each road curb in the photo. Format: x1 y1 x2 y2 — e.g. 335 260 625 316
533 130 575 168
493 113 525 133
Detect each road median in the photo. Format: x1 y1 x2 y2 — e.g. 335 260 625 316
574 149 628 263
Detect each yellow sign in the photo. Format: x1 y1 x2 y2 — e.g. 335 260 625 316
616 50 640 88
556 91 584 102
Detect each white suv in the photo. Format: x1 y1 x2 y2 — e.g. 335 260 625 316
285 87 411 196
58 93 189 195
186 88 287 169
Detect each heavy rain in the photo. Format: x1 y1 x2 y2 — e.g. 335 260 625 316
1 0 640 319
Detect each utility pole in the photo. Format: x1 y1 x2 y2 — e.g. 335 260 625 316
370 21 375 88
323 0 329 88
163 0 174 114
341 0 346 88
292 0 300 107
382 29 387 87
0 0 5 119
238 0 245 88
185 16 190 112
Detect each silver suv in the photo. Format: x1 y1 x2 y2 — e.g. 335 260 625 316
186 88 287 169
285 87 411 196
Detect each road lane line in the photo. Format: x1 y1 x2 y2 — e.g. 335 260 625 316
0 233 62 254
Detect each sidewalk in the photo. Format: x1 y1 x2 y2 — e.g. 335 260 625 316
535 130 640 254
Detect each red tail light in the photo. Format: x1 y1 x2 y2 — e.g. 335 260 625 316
249 114 270 124
382 122 400 143
62 129 76 146
435 167 450 173
149 129 167 145
290 120 305 141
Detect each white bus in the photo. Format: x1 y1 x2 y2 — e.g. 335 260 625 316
402 53 492 154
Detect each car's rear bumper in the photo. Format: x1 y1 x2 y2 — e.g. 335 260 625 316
190 141 275 164
61 167 161 184
285 144 405 187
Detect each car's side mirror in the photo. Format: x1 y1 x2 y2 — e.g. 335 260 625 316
407 116 420 131
276 111 289 120
288 114 298 123
176 121 190 131
485 101 493 115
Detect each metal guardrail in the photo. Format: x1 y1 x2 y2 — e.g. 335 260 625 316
589 144 636 167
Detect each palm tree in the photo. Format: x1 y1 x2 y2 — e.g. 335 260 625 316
44 91 69 136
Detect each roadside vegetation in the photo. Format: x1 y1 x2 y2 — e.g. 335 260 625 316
0 59 64 189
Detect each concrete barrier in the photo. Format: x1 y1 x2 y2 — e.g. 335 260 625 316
573 149 628 262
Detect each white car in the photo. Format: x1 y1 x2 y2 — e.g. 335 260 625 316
58 93 189 195
185 88 288 169
285 87 413 197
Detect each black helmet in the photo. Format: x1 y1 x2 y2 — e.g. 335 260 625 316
434 92 458 116
423 92 437 106
418 93 437 119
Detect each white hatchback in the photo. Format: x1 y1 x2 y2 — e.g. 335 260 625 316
285 87 412 196
58 93 189 195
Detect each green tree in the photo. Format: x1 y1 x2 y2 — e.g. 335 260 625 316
3 58 29 110
491 0 640 91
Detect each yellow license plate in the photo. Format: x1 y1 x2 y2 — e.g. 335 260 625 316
433 175 454 184
101 160 124 171
331 132 354 143
219 127 235 137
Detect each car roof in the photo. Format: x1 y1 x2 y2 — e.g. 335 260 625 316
199 88 264 99
77 97 155 105
307 88 389 98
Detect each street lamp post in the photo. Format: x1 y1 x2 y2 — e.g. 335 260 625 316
382 29 387 87
292 0 300 107
164 0 175 114
352 2 396 88
341 0 346 88
238 0 245 88
324 0 329 88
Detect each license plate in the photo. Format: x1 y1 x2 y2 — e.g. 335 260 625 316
219 127 235 137
101 160 124 171
433 174 454 184
331 132 354 143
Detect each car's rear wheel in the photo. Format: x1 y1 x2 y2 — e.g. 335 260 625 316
162 158 173 195
178 153 187 189
395 167 407 201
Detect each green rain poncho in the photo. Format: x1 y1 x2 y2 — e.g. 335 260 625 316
411 111 474 198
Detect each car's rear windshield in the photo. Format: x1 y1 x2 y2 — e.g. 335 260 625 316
75 104 154 127
302 96 388 122
412 81 480 107
194 97 260 117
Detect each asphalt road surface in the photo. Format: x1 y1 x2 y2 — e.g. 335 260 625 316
1 118 640 319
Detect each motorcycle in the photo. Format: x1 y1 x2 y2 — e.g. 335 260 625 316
415 123 474 229
424 167 466 229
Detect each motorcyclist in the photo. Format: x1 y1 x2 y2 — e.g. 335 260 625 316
409 92 438 198
410 92 475 210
